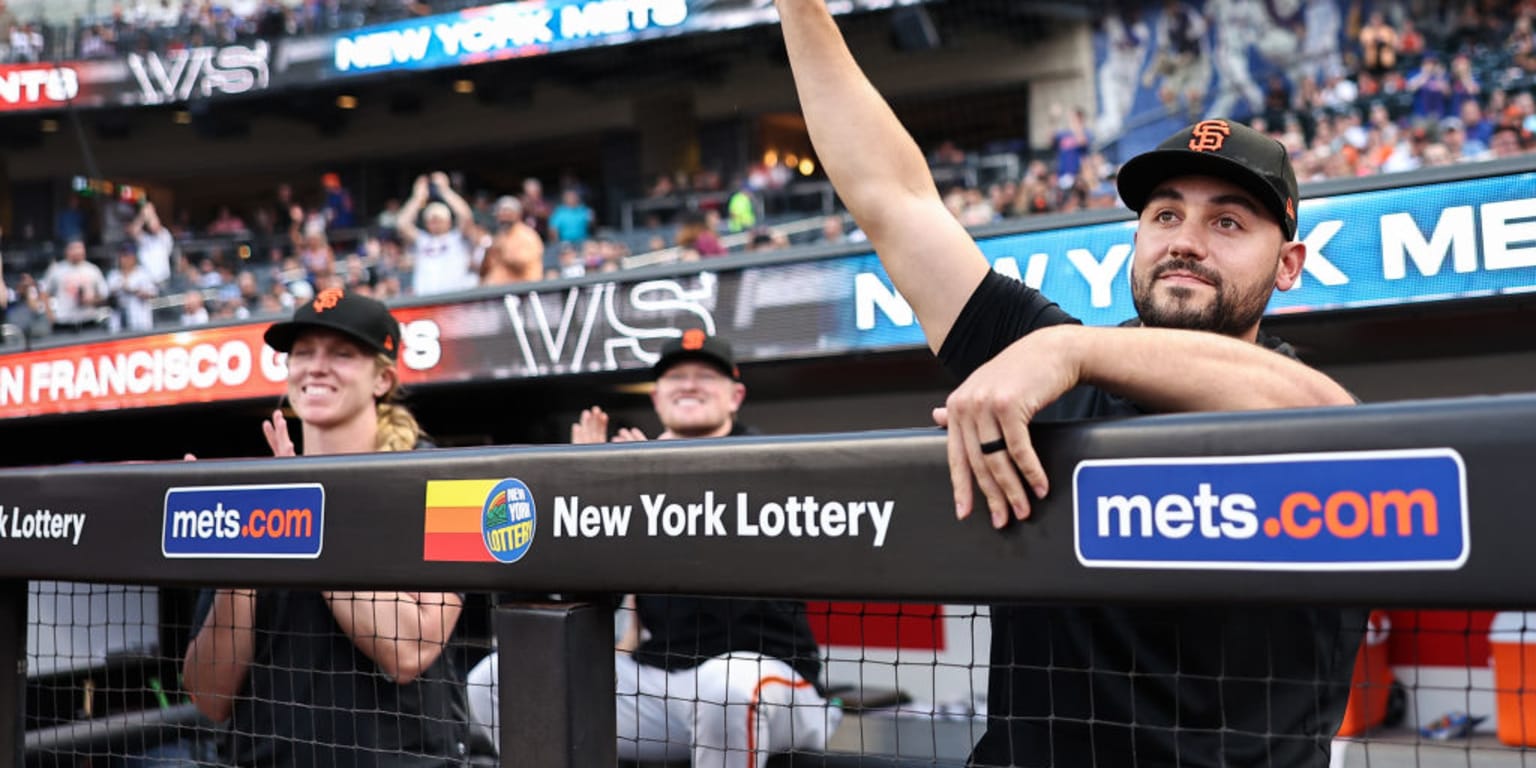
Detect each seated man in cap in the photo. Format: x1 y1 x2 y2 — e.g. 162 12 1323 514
466 332 839 767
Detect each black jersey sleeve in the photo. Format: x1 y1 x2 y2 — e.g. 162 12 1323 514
936 270 1082 380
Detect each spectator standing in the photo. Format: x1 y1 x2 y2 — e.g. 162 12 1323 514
479 196 545 286
10 22 40 62
79 24 111 58
548 188 595 244
520 177 552 238
397 172 478 296
726 180 758 233
1448 53 1481 119
40 239 109 331
1407 55 1452 121
1359 11 1401 77
107 246 159 333
129 202 175 286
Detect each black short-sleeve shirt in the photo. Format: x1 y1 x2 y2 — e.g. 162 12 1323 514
191 589 472 768
632 421 825 690
940 271 1367 768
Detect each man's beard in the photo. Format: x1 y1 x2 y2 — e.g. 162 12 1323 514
1130 257 1275 337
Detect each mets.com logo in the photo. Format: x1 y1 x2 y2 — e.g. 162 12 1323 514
1073 449 1468 571
423 479 536 563
162 484 325 558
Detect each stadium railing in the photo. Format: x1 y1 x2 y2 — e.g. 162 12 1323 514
2 396 1534 766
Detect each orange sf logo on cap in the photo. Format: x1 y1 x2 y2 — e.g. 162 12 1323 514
681 328 706 351
1286 197 1296 221
313 287 344 313
1188 120 1232 152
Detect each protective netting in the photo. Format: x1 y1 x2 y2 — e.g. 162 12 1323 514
23 585 1536 766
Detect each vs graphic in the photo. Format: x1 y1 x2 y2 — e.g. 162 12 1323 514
127 42 271 105
500 274 719 374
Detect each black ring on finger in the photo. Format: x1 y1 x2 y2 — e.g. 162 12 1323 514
979 437 1008 455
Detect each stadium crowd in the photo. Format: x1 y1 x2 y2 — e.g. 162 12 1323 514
2 0 1536 344
0 0 478 62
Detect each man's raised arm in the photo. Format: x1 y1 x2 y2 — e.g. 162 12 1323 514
776 0 988 350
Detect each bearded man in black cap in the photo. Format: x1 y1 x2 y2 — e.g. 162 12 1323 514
774 1 1364 766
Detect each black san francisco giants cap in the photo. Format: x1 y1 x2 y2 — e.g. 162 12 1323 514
1116 119 1300 240
264 287 401 360
654 329 740 380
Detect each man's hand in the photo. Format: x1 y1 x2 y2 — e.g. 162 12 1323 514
262 409 296 457
571 406 610 444
430 171 452 191
572 406 648 444
933 326 1080 529
412 175 430 199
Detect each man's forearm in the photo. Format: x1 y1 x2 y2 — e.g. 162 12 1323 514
324 590 461 684
1043 324 1356 412
777 0 935 228
776 0 988 349
182 589 257 723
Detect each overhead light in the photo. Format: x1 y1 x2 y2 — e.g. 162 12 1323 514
763 149 778 166
336 94 358 110
453 79 475 94
173 110 192 125
39 119 58 133
798 158 816 176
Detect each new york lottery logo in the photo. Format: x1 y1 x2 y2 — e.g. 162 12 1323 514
1073 449 1468 571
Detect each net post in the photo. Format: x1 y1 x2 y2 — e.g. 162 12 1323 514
495 599 616 768
0 580 24 766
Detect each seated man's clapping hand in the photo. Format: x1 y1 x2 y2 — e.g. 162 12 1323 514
571 406 648 444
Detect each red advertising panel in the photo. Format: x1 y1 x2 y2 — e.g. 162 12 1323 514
0 64 83 111
0 325 286 418
0 299 522 419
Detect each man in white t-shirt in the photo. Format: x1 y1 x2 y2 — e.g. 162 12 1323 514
396 172 478 296
40 239 109 330
129 202 175 286
107 245 159 333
